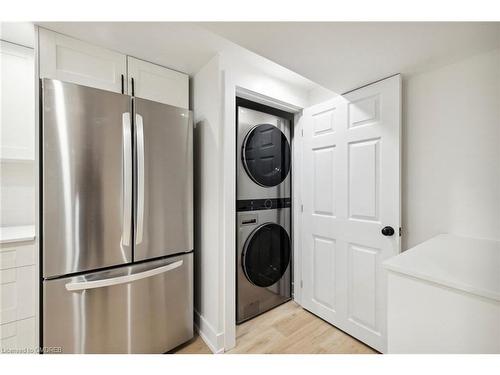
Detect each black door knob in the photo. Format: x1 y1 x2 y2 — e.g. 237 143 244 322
381 226 395 236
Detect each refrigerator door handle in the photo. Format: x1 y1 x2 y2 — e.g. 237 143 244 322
65 260 183 292
122 112 132 246
135 113 145 244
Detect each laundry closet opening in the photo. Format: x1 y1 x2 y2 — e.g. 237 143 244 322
235 97 295 324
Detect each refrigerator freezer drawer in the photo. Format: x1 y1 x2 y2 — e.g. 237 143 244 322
43 253 193 353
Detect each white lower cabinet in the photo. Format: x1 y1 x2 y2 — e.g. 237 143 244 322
386 271 500 354
0 240 37 353
384 235 500 354
1 317 36 354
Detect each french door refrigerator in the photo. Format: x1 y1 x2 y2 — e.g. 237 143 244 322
41 78 193 353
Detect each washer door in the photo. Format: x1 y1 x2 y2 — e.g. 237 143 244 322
242 223 291 288
242 124 291 187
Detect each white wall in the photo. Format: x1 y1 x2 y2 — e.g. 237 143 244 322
191 54 225 353
192 50 320 352
307 85 338 106
220 52 313 351
220 56 310 109
402 48 500 249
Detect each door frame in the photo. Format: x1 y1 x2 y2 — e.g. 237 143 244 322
292 111 305 305
222 73 303 351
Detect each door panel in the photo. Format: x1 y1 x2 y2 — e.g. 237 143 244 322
313 147 336 216
348 95 379 128
127 56 189 108
0 41 35 161
301 75 401 352
312 236 336 311
134 98 193 261
348 138 380 221
42 79 133 278
39 28 127 93
348 243 379 332
312 107 336 135
43 253 193 353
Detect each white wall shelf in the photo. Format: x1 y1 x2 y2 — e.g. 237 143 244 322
0 225 37 352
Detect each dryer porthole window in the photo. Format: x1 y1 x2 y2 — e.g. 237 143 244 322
242 123 291 188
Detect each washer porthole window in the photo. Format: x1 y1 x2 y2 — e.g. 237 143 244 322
242 124 291 187
242 223 291 288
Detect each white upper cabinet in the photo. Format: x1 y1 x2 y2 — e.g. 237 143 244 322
0 41 35 161
38 29 189 107
127 56 189 108
39 28 127 93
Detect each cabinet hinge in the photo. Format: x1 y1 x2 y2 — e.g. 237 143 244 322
301 128 304 137
301 204 304 212
300 280 303 288
399 227 402 237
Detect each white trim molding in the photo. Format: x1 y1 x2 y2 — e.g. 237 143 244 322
236 86 303 114
222 71 237 351
194 310 225 354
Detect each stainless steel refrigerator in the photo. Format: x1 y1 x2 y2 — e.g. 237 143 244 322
41 78 193 353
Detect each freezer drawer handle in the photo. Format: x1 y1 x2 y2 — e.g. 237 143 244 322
65 260 183 292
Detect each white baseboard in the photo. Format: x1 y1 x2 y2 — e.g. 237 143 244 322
194 310 225 354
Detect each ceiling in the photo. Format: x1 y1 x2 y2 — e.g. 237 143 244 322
202 22 500 93
38 22 500 95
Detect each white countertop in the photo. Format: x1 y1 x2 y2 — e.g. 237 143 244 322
383 234 500 301
0 225 36 244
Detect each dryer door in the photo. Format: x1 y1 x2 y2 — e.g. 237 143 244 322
242 124 291 187
242 223 291 287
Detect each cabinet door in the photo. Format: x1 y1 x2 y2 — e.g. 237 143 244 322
39 28 126 93
0 317 37 353
0 265 36 324
127 56 189 108
0 41 34 161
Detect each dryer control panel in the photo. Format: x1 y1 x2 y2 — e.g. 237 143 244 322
237 198 291 212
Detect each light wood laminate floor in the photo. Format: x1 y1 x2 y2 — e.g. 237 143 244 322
173 301 377 354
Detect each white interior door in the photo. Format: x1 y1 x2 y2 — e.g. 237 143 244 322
300 75 401 352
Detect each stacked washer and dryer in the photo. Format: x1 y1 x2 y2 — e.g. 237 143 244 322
236 98 293 324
